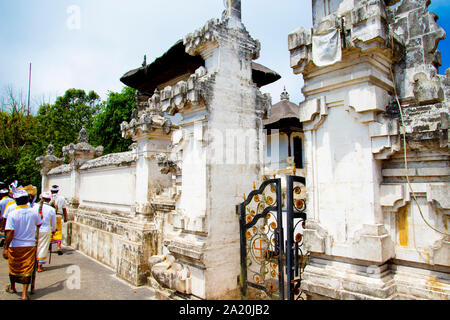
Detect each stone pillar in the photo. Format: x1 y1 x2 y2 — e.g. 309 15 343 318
121 91 176 218
62 127 103 207
149 12 269 299
289 0 402 299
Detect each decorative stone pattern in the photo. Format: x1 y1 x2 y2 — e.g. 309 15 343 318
184 19 220 57
35 143 65 175
62 127 104 167
159 66 209 116
79 151 136 171
388 0 449 140
184 14 261 62
121 89 178 140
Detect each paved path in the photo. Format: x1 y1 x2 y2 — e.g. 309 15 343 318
0 246 157 300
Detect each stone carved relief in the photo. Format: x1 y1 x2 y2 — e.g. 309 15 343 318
77 126 89 143
46 143 55 156
148 254 192 295
160 67 209 116
390 0 447 101
184 12 260 62
380 182 449 266
35 143 65 175
439 112 449 149
413 72 444 105
62 127 103 168
155 153 180 175
369 113 401 160
184 19 220 57
380 183 450 216
351 224 395 263
121 94 175 140
299 96 327 130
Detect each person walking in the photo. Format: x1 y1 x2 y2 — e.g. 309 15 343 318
3 189 42 300
33 192 56 272
0 185 16 231
0 185 13 246
50 185 67 255
0 183 13 218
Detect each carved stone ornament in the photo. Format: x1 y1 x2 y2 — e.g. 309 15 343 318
35 143 65 175
120 86 186 140
155 153 180 175
46 143 55 156
77 126 89 143
120 90 178 140
62 127 103 166
159 66 208 116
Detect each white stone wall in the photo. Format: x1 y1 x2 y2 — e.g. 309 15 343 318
79 166 136 213
47 172 72 202
44 151 160 286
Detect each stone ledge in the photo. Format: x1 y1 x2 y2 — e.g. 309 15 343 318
79 151 135 170
301 257 450 300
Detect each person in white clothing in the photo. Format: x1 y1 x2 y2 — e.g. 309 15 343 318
0 186 13 246
50 185 67 255
2 200 18 221
33 192 56 272
0 188 16 233
0 187 13 218
3 189 42 300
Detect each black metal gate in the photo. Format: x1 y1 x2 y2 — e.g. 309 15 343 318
238 175 308 300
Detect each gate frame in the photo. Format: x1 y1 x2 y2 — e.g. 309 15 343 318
286 175 307 300
238 178 284 299
238 175 308 300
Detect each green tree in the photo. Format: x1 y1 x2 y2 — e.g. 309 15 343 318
36 88 101 158
89 86 135 154
0 86 41 187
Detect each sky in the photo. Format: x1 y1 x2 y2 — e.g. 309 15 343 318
0 0 449 114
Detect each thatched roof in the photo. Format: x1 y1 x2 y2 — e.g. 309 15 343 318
120 40 280 95
263 99 300 127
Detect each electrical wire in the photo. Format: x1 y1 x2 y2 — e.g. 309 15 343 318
389 64 450 237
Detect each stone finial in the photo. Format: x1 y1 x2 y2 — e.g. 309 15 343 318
78 126 89 143
142 54 147 67
62 128 103 167
121 88 180 140
148 89 163 116
280 87 290 101
36 143 65 175
226 0 241 21
184 19 220 57
46 143 55 156
156 153 180 175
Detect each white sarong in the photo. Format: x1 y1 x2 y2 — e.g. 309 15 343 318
37 232 51 265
